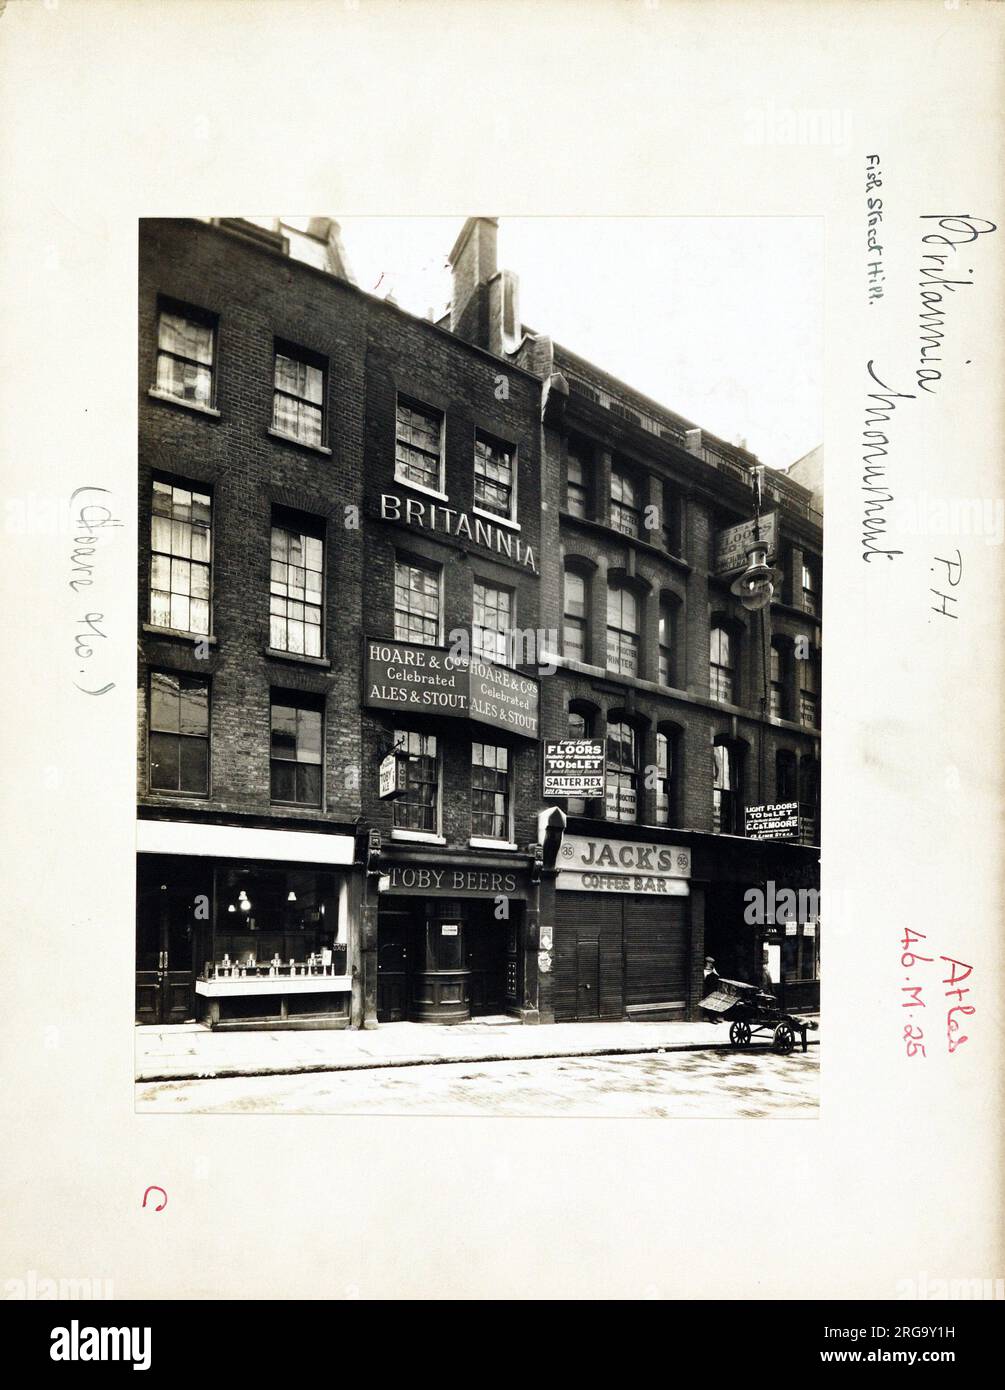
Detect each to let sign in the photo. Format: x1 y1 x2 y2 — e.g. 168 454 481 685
714 512 777 575
744 801 799 840
542 739 605 798
364 639 539 738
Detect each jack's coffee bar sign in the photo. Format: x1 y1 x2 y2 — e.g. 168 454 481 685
542 739 605 798
556 835 691 896
364 639 539 738
744 801 799 840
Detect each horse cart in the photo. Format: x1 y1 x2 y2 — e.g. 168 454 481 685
700 977 817 1055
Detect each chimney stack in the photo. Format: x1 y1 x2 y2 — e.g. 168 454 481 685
448 217 520 355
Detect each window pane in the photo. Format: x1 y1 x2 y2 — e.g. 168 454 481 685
297 763 322 806
149 731 179 790
297 709 322 764
158 312 213 365
190 526 211 563
150 672 179 732
179 737 209 794
179 680 208 736
169 594 190 631
271 705 298 759
189 598 210 635
270 761 297 802
151 515 172 553
150 590 170 627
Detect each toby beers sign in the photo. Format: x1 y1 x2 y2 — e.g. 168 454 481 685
364 639 539 738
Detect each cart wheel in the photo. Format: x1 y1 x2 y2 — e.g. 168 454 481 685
773 1022 795 1055
729 1020 752 1047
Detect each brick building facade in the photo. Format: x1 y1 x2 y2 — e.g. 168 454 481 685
135 215 821 1031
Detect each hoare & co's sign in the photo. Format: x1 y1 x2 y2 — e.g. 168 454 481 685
364 638 539 737
379 494 537 573
556 835 691 896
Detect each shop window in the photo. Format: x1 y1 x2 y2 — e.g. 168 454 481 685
270 516 324 657
394 555 440 644
471 742 510 840
155 300 216 407
272 344 326 448
606 720 638 823
770 639 789 719
610 468 639 538
710 624 735 703
270 698 323 807
563 568 588 662
781 924 819 984
713 738 742 834
472 581 513 665
474 429 515 520
565 441 590 518
393 730 439 834
213 865 342 973
149 478 212 635
149 671 210 795
395 397 443 492
606 585 639 677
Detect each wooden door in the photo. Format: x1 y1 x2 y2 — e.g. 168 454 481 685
576 939 600 1019
377 910 410 1021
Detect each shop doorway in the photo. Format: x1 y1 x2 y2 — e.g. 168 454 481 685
135 856 205 1025
376 898 518 1023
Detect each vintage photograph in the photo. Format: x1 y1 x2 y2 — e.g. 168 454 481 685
134 214 822 1117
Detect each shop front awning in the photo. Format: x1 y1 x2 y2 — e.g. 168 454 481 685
136 819 355 866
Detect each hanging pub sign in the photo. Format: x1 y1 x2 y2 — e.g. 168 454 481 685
714 511 777 575
542 739 606 798
744 801 799 840
378 752 406 799
364 638 539 738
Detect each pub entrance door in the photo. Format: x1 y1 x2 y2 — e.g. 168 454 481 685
376 905 411 1022
135 855 203 1025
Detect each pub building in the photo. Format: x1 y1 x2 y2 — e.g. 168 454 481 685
356 216 548 1024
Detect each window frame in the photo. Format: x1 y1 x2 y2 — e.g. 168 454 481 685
473 428 517 523
658 599 675 687
392 729 441 837
472 579 514 666
605 718 638 824
565 441 591 518
269 511 326 660
149 476 214 637
606 584 640 678
154 299 217 410
394 395 446 496
271 341 328 449
470 741 512 842
562 567 588 663
710 624 735 704
610 468 640 538
269 695 324 809
147 669 211 797
393 553 443 645
655 728 676 827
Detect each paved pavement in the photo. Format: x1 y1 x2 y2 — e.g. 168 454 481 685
135 1013 818 1082
136 1046 820 1118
